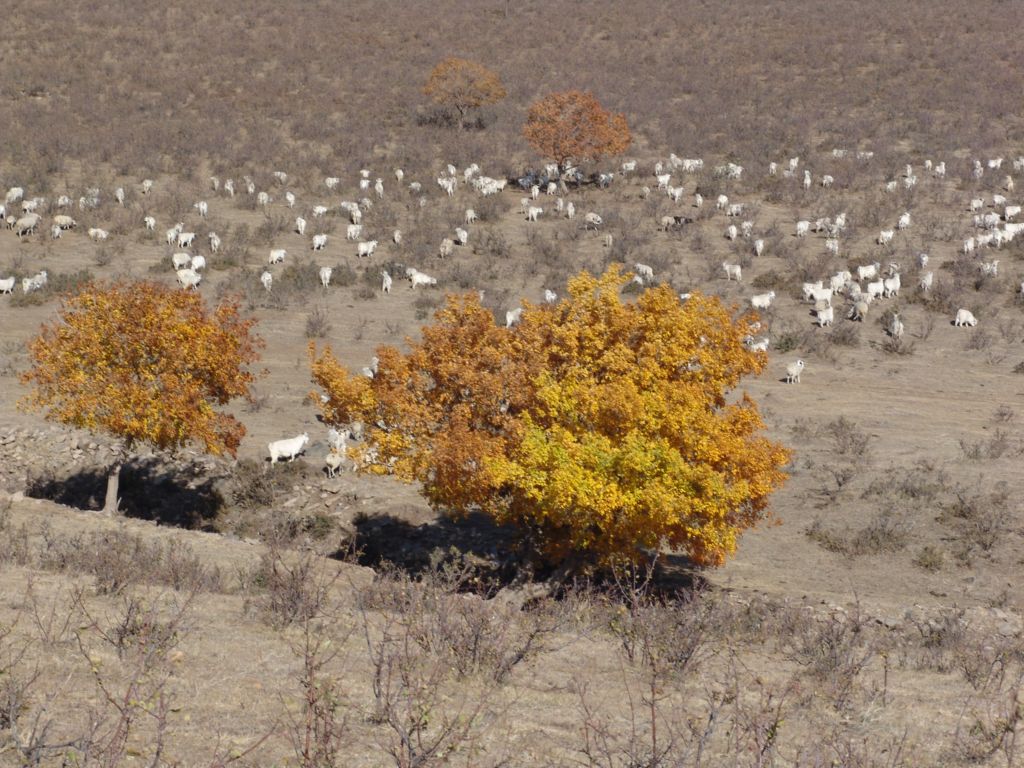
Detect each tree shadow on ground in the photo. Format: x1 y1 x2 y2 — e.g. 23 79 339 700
348 510 524 589
25 457 224 530
347 510 706 597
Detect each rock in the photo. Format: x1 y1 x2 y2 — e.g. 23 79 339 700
998 622 1019 637
10 491 24 502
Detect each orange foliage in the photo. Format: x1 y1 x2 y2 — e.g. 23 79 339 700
310 267 789 569
522 90 631 168
423 57 507 120
20 280 262 456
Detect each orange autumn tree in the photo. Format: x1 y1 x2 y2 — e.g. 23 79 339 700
523 90 631 172
310 266 789 569
423 57 507 127
20 280 263 514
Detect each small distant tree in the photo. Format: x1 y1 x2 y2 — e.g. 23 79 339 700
310 267 789 571
423 57 507 128
20 280 263 514
523 90 631 172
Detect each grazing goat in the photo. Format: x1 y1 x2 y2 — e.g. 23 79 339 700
269 433 309 464
954 308 977 327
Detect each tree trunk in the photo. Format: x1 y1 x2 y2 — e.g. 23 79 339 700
103 461 122 515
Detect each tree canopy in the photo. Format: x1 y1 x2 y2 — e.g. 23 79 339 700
423 57 507 125
21 280 262 511
310 267 788 569
523 90 631 169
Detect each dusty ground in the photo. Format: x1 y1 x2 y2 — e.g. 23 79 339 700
2 0 1024 764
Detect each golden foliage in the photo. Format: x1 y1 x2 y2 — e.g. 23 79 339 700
522 90 632 168
309 267 789 568
423 57 507 118
20 280 262 456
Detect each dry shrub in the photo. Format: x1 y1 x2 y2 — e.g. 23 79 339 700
941 484 1011 556
781 605 880 710
806 511 912 558
37 528 222 594
305 305 332 338
824 416 871 457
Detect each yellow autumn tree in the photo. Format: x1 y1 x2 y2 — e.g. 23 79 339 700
20 280 263 514
523 90 631 170
423 57 507 128
309 266 789 569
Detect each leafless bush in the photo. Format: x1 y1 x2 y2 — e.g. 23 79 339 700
246 547 339 629
806 510 912 557
941 484 1011 555
958 430 1014 461
992 404 1015 423
782 604 880 710
38 528 222 594
304 305 332 338
824 416 871 457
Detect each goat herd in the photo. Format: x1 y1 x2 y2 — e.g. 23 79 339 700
2 149 1023 471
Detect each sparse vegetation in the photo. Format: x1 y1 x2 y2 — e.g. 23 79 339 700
1 1 1024 763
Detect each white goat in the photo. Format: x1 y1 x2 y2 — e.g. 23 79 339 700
785 359 805 383
409 270 437 288
176 268 201 291
268 433 309 464
888 312 904 340
633 263 654 283
954 309 977 327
